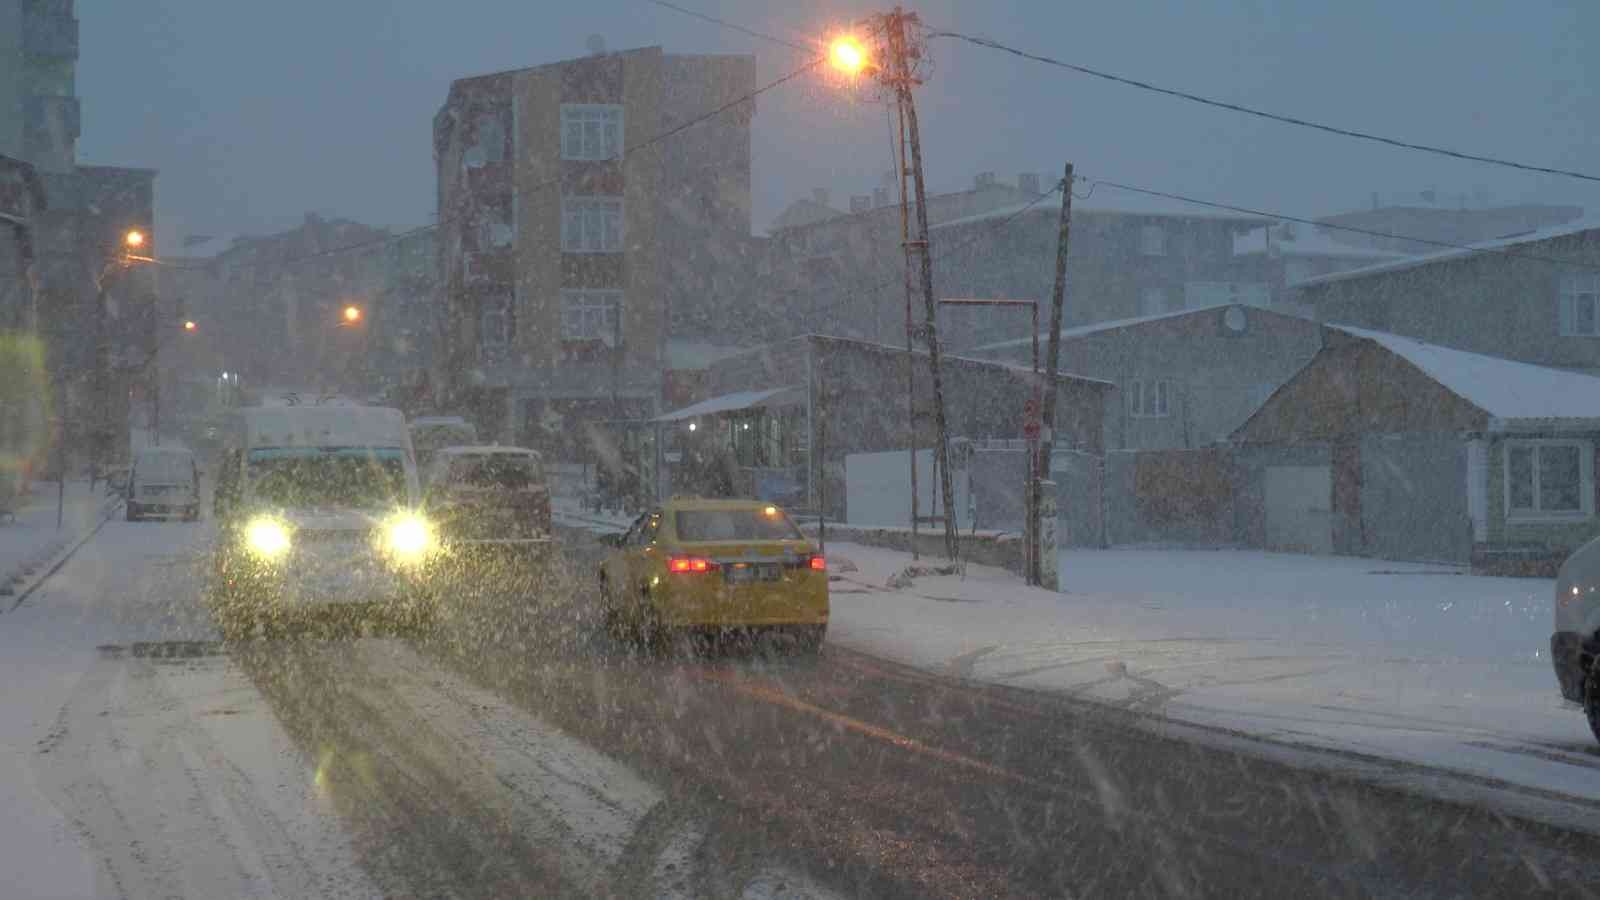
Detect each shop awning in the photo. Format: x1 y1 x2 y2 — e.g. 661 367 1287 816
654 386 803 422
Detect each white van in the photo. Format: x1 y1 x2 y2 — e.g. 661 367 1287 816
209 404 437 638
1553 537 1600 744
127 446 201 521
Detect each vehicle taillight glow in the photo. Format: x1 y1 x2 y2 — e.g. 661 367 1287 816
669 556 716 574
809 555 827 571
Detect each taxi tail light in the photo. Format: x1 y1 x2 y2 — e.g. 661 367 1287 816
668 556 717 574
808 555 827 571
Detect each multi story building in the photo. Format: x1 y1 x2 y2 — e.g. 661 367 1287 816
0 0 79 174
433 44 756 458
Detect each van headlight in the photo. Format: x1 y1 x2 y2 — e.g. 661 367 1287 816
244 517 292 560
383 513 436 564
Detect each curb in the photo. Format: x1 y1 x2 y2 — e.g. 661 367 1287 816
5 496 123 612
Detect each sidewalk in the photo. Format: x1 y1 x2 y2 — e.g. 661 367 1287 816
823 542 1600 822
0 480 119 600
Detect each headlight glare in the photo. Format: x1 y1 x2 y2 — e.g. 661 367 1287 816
244 517 291 559
384 513 435 563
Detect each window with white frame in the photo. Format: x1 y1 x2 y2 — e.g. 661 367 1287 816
561 105 623 161
1140 224 1167 256
561 197 623 253
560 290 622 345
1128 379 1172 418
1558 273 1600 336
1505 440 1593 519
479 295 512 348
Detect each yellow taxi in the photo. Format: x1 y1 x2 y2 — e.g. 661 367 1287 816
597 498 828 650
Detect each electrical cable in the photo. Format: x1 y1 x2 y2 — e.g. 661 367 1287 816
929 29 1600 185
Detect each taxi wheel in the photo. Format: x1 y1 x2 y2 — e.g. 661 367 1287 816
1584 657 1600 745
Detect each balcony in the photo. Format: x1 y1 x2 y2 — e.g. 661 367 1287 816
22 12 79 60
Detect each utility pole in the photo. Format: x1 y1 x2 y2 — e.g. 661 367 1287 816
1038 162 1076 587
885 7 958 561
91 272 110 488
893 78 919 560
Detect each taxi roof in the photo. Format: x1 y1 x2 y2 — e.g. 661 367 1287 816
661 497 791 512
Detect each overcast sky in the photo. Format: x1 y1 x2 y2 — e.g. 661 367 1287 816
74 0 1598 252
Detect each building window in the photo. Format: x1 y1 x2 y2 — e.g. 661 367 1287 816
1140 224 1166 256
561 105 623 161
561 197 623 253
480 295 512 348
1505 440 1592 520
1139 287 1167 317
560 290 623 345
1558 273 1600 336
1128 379 1172 418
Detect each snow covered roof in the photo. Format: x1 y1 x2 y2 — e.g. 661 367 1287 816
654 386 803 422
174 233 246 259
973 303 1309 354
1232 222 1404 261
930 191 1270 232
1329 325 1600 427
1295 218 1600 288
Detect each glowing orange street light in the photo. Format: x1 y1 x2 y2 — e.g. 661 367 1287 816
124 229 146 249
343 304 363 324
183 320 197 332
829 35 868 75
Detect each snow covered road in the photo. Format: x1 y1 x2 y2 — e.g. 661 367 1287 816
826 544 1600 824
8 517 1600 897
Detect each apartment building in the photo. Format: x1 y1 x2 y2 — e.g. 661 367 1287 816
434 44 756 458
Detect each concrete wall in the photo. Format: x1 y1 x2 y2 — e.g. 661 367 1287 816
981 305 1323 451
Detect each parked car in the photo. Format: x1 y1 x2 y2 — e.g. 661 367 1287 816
1552 536 1600 744
409 415 478 475
423 445 552 567
127 446 201 522
596 498 828 651
208 403 437 639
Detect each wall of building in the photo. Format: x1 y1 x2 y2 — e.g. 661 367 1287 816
982 305 1324 451
1360 433 1471 563
1234 335 1488 445
0 0 24 162
1289 230 1600 374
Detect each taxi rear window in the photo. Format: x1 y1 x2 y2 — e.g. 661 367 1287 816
675 509 802 542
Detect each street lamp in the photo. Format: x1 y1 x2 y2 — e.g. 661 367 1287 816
183 319 197 332
829 35 869 75
342 304 363 325
124 229 145 250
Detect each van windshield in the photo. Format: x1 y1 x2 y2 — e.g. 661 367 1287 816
248 447 407 510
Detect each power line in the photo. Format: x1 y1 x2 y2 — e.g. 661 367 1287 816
929 29 1600 186
641 0 811 52
1085 178 1600 273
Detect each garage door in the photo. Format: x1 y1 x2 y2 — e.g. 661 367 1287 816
1263 465 1332 554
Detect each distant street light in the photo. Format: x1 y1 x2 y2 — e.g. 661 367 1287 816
183 319 197 332
124 229 145 250
343 304 363 324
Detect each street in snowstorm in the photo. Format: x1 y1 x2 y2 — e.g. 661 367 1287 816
0 510 1595 898
5 1 1600 897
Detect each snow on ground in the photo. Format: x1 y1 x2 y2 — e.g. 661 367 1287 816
0 479 108 593
825 543 1600 811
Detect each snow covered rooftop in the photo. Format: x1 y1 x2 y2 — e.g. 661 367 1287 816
1296 218 1600 288
1232 222 1404 261
973 303 1305 354
1329 325 1600 425
654 386 802 422
930 190 1271 232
